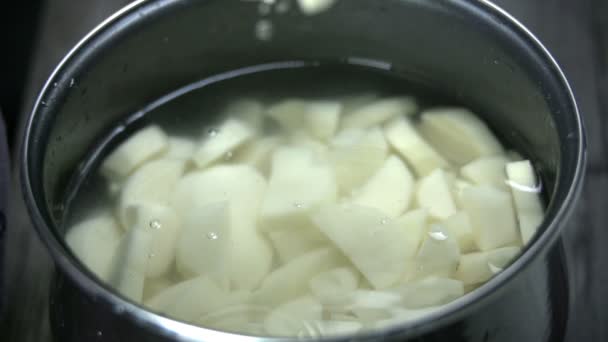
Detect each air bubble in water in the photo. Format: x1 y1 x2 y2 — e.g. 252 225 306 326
148 253 156 259
224 151 234 160
149 220 162 230
207 128 219 137
293 202 304 208
69 78 76 88
255 20 273 41
428 227 448 241
97 331 103 337
52 82 58 88
380 218 389 225
207 232 219 240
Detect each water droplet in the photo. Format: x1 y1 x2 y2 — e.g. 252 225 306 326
207 232 219 240
488 262 503 274
493 59 500 65
224 151 234 160
258 2 272 15
428 227 448 241
97 331 103 337
40 100 47 107
149 220 162 230
207 128 219 137
380 218 389 225
255 20 274 41
148 253 155 259
293 202 304 208
69 78 76 88
52 82 58 88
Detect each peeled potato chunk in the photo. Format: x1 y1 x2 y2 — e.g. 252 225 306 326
101 125 169 181
341 97 417 130
352 155 414 218
394 209 429 259
506 160 544 244
391 277 464 309
309 267 361 303
222 98 265 132
260 147 337 232
172 165 272 290
268 226 327 265
192 118 254 168
304 100 342 140
416 169 457 220
66 213 122 281
197 304 270 334
264 296 323 337
313 204 414 289
330 127 388 194
419 108 504 165
123 204 180 278
456 246 521 285
460 185 521 251
460 156 509 190
165 137 196 160
442 211 476 253
384 117 449 177
412 224 461 279
234 136 282 175
118 158 185 228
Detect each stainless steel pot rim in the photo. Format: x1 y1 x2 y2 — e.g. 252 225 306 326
20 0 586 341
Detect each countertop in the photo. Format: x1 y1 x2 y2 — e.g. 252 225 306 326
1 0 607 341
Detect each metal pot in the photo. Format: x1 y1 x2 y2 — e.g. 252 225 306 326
21 0 586 341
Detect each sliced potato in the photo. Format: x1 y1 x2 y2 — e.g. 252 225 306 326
165 137 196 160
266 99 308 132
260 147 337 232
412 224 461 279
450 177 473 209
268 226 327 264
330 127 388 193
309 267 360 303
313 204 413 289
442 211 476 253
304 100 342 140
419 108 504 165
65 213 122 281
384 117 449 176
197 304 270 334
352 155 414 218
124 204 180 278
234 136 282 175
192 118 254 168
289 131 329 160
222 98 265 132
460 156 509 190
455 246 521 285
391 277 464 309
264 296 323 337
394 209 429 259
255 247 345 306
416 169 457 220
460 185 521 251
506 160 544 244
143 276 174 301
101 125 168 181
341 97 417 130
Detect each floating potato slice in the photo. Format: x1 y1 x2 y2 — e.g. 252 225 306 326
506 160 544 244
330 127 388 193
289 131 330 161
313 204 413 289
197 304 271 334
222 98 265 132
304 100 342 140
340 93 378 114
390 277 464 309
418 108 504 165
460 185 521 251
352 155 414 218
372 306 440 329
341 97 417 130
460 156 509 190
416 169 457 220
309 267 361 303
384 117 449 177
412 224 461 279
165 137 196 160
143 276 174 302
260 147 337 232
123 204 180 278
450 177 473 209
264 296 323 337
394 209 429 259
455 246 521 285
117 158 185 228
171 165 272 290
65 213 122 281
192 118 254 168
268 225 327 265
254 247 345 306
234 135 282 175
101 125 169 181
442 211 476 253
266 99 307 133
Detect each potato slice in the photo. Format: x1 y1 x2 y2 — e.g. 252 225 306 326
391 277 464 309
222 98 265 132
165 137 196 160
234 136 282 175
341 97 417 130
394 209 429 259
384 117 449 177
330 127 388 194
197 304 270 334
289 131 329 161
450 177 473 209
255 247 345 306
304 100 342 140
266 99 307 132
176 202 231 282
260 147 337 232
143 276 174 301
309 267 360 303
118 158 185 228
264 296 323 337
506 160 544 244
442 211 476 253
172 165 272 290
419 108 504 165
412 224 461 279
456 246 521 285
124 204 180 278
313 204 413 289
460 156 509 190
460 185 521 250
352 155 414 218
416 169 457 220
268 226 327 264
101 125 168 181
192 118 254 168
65 213 122 281
107 225 153 303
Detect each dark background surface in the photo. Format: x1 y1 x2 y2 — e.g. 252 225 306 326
0 0 606 341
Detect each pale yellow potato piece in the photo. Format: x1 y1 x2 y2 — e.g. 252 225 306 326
413 224 461 279
391 277 464 309
304 100 342 140
341 97 417 130
222 98 265 132
416 169 457 220
309 267 361 302
419 108 504 165
192 118 254 168
460 156 509 190
264 296 323 337
143 276 174 302
234 136 282 175
460 185 521 251
101 125 169 181
442 211 476 253
197 304 270 334
352 155 414 218
506 160 544 244
455 246 521 285
394 209 429 259
165 137 196 160
267 226 327 265
384 117 449 177
65 213 122 281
